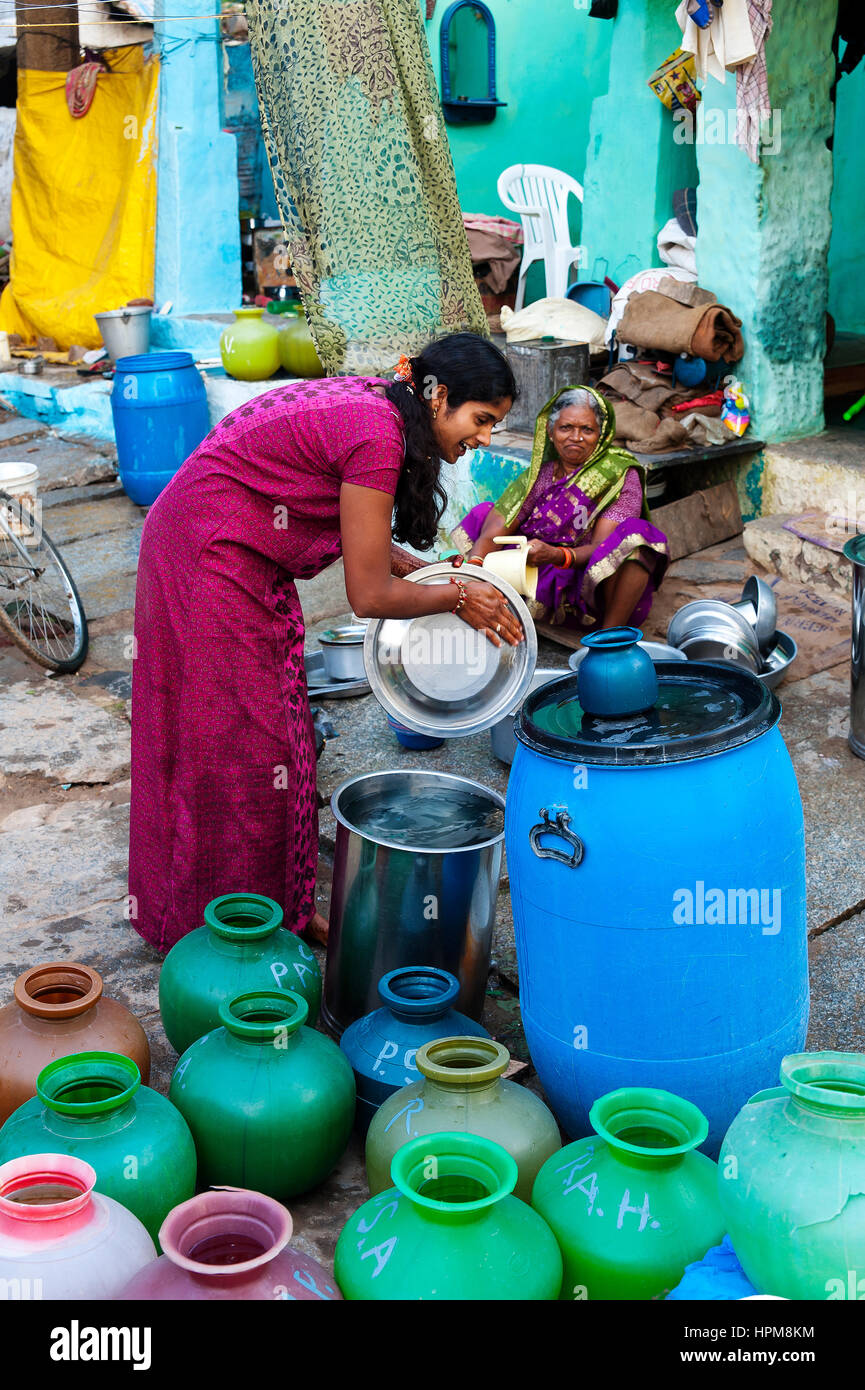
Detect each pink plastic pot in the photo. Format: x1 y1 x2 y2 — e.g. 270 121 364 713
0 1152 155 1299
118 1187 342 1300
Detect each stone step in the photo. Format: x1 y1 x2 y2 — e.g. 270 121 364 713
743 511 853 600
762 428 865 522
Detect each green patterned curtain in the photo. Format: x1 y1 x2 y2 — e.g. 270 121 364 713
246 0 488 375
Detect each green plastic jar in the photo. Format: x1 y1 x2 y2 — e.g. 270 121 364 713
169 990 355 1200
335 1132 563 1301
0 1051 196 1245
158 892 322 1055
719 1051 865 1300
219 306 280 381
531 1086 724 1301
366 1037 560 1201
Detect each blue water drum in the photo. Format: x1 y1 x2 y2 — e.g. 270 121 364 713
111 352 210 506
505 663 808 1154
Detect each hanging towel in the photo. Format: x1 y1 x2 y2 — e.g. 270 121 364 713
736 0 773 161
675 0 757 81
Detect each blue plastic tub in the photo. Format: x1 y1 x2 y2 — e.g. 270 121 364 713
386 715 445 750
111 351 210 506
505 663 808 1154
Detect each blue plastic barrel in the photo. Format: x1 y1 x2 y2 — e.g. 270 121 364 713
505 663 808 1154
111 352 210 506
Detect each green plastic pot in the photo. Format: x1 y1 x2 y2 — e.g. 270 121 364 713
277 311 324 378
531 1086 724 1301
366 1037 560 1201
219 306 280 381
169 990 355 1200
335 1132 562 1301
158 892 322 1055
719 1051 865 1300
0 1051 196 1245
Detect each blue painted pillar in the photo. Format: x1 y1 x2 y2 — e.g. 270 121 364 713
694 0 837 439
580 0 696 282
153 0 241 314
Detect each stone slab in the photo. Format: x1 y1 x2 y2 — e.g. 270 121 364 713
0 679 130 783
0 417 47 445
0 436 117 492
744 512 851 600
41 481 126 510
762 430 865 518
41 494 145 546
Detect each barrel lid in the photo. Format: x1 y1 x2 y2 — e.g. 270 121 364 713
516 661 781 766
115 351 195 372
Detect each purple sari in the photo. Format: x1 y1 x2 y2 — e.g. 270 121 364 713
453 458 668 630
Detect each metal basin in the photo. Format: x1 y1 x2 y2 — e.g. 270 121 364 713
567 639 687 671
667 599 762 673
757 630 797 689
324 770 505 1035
363 563 537 737
318 625 367 681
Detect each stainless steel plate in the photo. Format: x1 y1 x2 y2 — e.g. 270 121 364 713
742 575 777 652
305 651 370 699
363 563 537 737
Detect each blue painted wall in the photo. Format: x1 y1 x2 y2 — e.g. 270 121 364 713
828 54 865 333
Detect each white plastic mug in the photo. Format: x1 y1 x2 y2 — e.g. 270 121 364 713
482 535 539 600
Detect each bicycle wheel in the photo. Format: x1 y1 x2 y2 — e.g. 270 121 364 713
0 493 89 673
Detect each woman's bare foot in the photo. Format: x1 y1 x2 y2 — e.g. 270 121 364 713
303 910 329 946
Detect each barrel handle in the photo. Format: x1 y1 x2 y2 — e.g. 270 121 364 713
529 806 584 868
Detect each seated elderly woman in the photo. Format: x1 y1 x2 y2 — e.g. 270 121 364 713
451 385 669 630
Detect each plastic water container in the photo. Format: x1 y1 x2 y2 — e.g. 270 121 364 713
505 662 808 1154
111 352 210 506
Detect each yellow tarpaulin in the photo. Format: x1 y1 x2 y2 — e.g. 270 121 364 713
0 47 159 351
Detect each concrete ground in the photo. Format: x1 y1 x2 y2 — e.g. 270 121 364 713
1 420 864 1269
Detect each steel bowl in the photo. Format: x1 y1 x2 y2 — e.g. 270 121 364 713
757 629 797 689
667 599 762 673
732 576 778 654
363 563 537 738
490 667 566 764
567 639 687 671
318 625 368 681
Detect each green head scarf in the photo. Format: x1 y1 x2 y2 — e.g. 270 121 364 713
495 384 652 527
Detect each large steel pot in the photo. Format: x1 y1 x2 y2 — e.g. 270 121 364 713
323 770 505 1036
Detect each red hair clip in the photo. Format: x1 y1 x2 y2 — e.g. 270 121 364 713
393 354 415 388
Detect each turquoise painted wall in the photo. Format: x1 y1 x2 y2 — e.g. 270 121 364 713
424 1 613 225
828 55 865 333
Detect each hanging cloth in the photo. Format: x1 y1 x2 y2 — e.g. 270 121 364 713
245 0 488 375
736 0 773 162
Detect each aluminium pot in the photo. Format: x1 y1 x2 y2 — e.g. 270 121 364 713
318 626 367 681
323 770 505 1035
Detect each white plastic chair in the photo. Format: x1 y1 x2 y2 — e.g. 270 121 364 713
497 163 584 310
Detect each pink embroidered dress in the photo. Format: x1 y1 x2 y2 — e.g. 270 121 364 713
129 378 404 953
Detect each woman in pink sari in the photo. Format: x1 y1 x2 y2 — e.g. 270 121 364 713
452 386 669 630
129 335 518 953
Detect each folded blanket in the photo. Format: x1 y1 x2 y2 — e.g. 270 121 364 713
617 290 744 361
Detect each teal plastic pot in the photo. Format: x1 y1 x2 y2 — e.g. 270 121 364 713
159 893 322 1054
576 626 658 717
335 1132 562 1300
0 1052 196 1245
718 1051 865 1300
169 990 355 1200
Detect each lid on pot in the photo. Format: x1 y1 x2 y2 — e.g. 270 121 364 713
517 662 781 766
319 625 367 646
363 563 537 738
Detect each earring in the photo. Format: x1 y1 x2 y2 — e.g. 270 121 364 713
432 408 438 420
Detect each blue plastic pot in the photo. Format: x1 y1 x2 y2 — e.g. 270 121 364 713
386 715 445 750
576 626 658 717
111 352 210 506
339 967 490 1133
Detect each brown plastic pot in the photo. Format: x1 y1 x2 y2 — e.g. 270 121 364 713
0 962 151 1123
